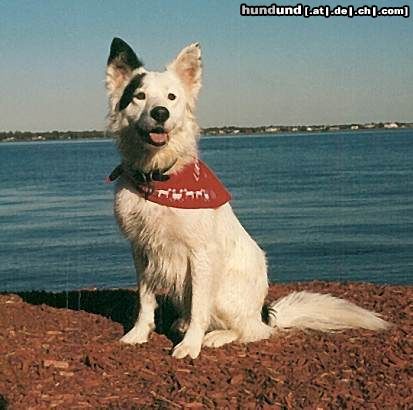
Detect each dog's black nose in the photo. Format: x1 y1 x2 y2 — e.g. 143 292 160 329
150 106 170 123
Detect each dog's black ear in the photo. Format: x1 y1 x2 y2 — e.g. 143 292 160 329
107 38 143 70
106 38 143 96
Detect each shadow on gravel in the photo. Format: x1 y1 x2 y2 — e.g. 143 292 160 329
0 394 8 410
15 289 182 343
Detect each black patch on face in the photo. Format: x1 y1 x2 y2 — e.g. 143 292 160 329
118 73 146 111
107 37 143 70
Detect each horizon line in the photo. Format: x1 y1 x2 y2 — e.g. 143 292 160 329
1 120 412 134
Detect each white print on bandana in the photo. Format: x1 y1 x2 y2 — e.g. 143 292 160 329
155 188 213 202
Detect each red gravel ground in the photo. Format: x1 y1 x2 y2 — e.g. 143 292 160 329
0 282 411 409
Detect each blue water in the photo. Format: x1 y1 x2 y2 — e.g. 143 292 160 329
0 130 412 291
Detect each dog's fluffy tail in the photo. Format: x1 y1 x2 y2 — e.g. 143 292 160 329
267 291 390 332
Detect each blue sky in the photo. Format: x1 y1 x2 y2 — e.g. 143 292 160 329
0 0 412 131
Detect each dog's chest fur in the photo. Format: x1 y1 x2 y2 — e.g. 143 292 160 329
114 179 215 298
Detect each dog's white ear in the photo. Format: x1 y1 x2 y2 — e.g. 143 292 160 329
168 43 202 103
106 38 143 96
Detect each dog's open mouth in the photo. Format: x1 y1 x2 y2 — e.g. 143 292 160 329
146 127 169 147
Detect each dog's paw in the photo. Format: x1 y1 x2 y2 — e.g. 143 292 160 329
119 326 150 345
203 330 238 348
172 340 201 359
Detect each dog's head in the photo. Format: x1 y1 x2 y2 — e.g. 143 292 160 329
106 38 202 168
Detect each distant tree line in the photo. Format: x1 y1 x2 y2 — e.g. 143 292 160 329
1 122 412 142
0 130 106 142
202 122 412 136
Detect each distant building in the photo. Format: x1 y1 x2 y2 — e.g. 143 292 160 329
384 122 399 129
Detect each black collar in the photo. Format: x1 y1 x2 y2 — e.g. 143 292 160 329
108 159 177 184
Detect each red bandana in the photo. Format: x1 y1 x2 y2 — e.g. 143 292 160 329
108 160 231 209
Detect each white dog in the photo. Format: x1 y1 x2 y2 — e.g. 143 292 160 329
105 38 389 359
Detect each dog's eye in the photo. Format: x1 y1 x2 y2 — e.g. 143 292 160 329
168 93 176 101
135 92 146 100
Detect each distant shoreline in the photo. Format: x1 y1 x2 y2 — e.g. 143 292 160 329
1 122 412 143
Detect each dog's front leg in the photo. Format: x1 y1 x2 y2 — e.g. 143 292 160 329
172 249 211 359
120 282 157 344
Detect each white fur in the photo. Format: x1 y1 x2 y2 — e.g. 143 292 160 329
106 40 390 359
268 291 389 331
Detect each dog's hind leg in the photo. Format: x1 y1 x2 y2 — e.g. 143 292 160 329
120 282 157 344
203 321 274 348
203 330 238 348
238 320 275 343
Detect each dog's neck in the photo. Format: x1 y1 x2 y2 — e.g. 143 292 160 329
131 142 197 175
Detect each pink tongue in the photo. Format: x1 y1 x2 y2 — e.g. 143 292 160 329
149 132 168 144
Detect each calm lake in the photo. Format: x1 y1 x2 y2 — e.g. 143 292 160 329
0 130 412 291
